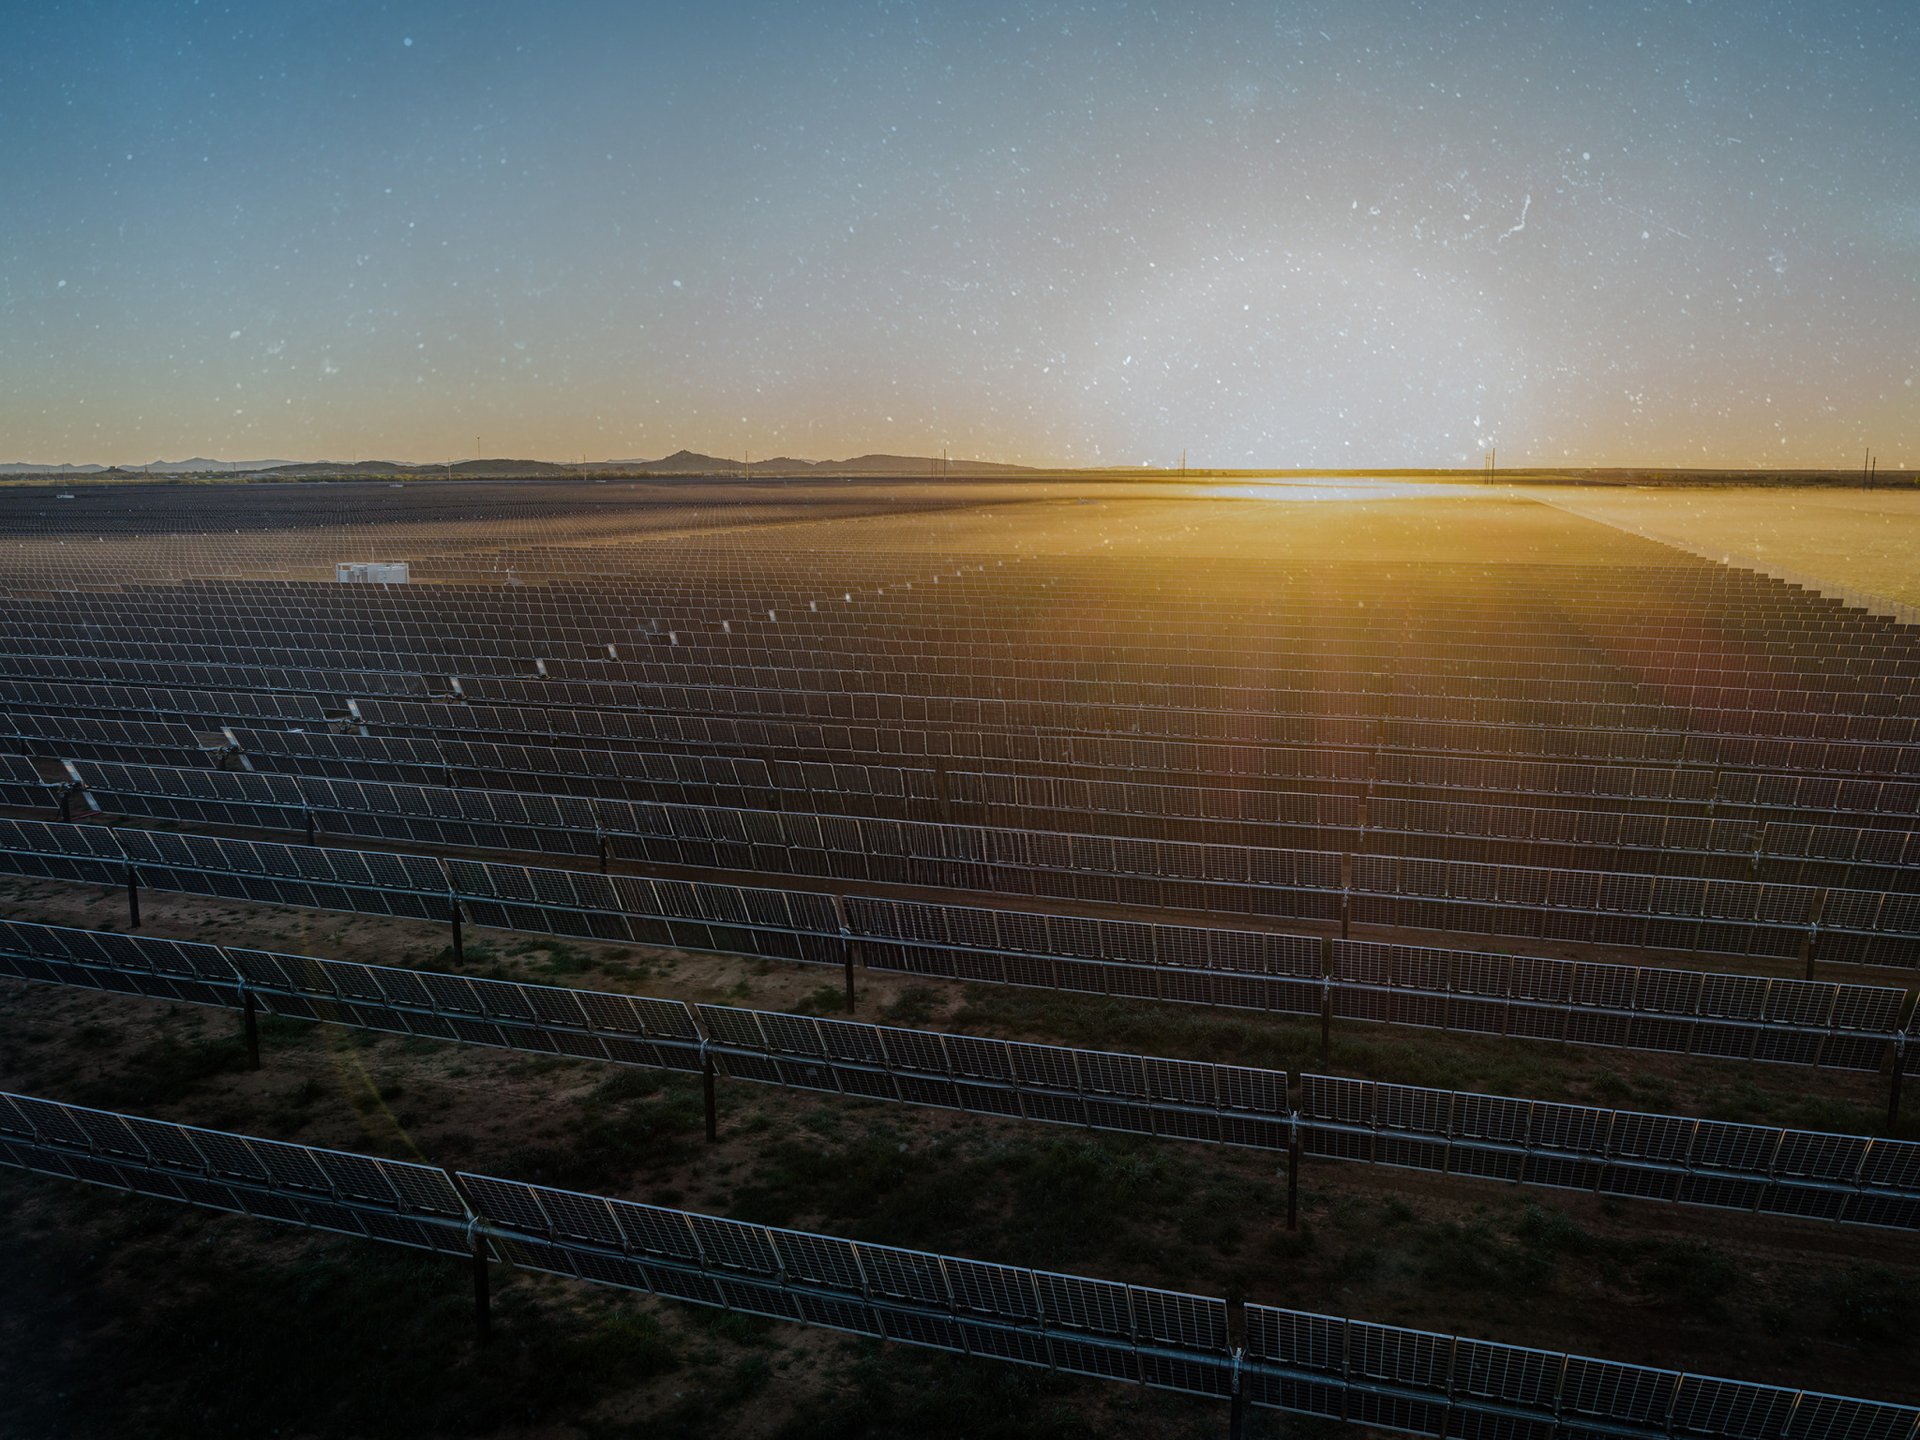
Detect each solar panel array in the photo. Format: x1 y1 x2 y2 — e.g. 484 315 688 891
0 820 1908 1074
6 483 1920 1429
2 1087 1914 1440
2 489 1919 985
3 919 1913 1232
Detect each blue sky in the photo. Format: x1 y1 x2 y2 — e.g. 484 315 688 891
3 0 1916 466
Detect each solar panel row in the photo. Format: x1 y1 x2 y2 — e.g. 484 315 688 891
35 637 1920 720
2 1087 1914 1440
1241 1304 1920 1440
1297 1074 1920 1229
24 621 1920 709
13 667 1920 790
8 561 1905 645
51 758 1920 905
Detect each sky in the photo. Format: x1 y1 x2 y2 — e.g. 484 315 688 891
1 0 1916 469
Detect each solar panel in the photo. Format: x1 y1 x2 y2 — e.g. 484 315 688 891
1033 1271 1134 1340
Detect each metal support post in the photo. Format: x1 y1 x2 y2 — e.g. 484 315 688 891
304 810 317 846
702 1047 719 1143
1320 977 1333 1067
1891 1035 1907 1134
832 896 857 1013
597 833 610 874
449 897 465 965
1286 1116 1302 1232
125 864 141 929
1227 1350 1248 1440
243 989 261 1070
1799 887 1830 982
471 1230 492 1345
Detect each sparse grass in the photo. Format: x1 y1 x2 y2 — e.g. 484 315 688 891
792 983 850 1016
1817 1265 1913 1348
726 1122 1267 1278
64 1029 253 1111
1366 1203 1740 1322
884 985 942 1026
500 1068 705 1192
532 941 596 977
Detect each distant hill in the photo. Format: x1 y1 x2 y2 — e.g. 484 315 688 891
6 449 1040 480
826 453 1032 475
256 458 578 478
605 449 742 474
595 450 1036 476
413 459 581 478
141 458 295 473
1 459 293 476
258 461 409 477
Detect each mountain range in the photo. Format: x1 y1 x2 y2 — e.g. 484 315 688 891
0 451 1034 478
0 458 299 475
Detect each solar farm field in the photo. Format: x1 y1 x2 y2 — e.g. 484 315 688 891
1 477 1916 1440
